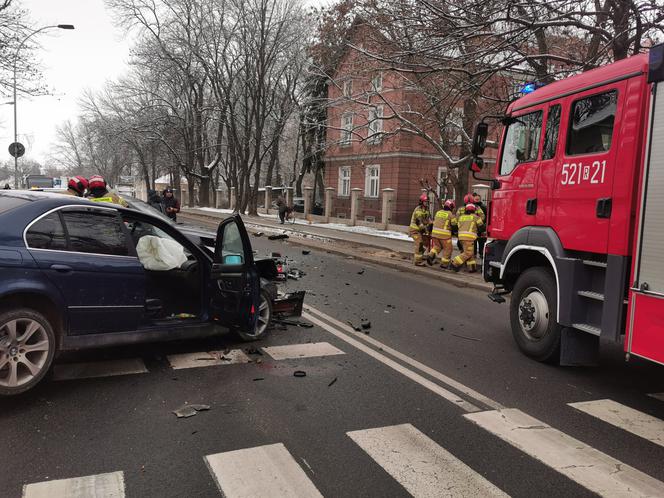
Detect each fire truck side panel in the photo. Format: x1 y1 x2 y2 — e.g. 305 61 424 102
627 79 664 364
608 74 651 256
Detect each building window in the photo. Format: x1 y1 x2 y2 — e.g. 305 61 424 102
365 165 380 198
371 72 382 92
437 166 456 200
343 79 352 98
340 113 353 146
339 167 351 196
368 106 384 143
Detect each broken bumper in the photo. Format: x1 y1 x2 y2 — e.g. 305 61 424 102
272 291 305 317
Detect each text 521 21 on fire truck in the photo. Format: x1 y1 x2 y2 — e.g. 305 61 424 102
471 43 664 367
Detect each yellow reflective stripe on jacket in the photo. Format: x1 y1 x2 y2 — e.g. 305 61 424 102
90 196 114 203
431 229 452 238
458 231 478 241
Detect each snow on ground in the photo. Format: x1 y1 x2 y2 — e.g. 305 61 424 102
194 207 411 242
311 222 411 242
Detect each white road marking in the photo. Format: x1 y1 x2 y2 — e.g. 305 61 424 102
465 408 664 497
262 342 345 360
647 393 664 402
348 424 508 497
305 305 504 410
167 349 251 370
23 471 124 498
569 399 664 448
205 443 322 498
303 312 481 412
52 359 147 381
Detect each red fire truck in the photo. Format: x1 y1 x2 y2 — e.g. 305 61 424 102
472 44 664 366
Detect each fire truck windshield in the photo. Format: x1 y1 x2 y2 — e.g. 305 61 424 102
499 111 543 175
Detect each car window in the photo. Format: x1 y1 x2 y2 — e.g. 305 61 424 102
221 221 244 265
123 217 192 271
566 90 617 155
26 212 67 250
500 110 543 175
61 210 130 256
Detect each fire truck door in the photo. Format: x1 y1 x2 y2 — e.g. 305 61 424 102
629 82 664 365
551 83 626 253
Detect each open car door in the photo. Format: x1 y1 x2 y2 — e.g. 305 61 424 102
210 215 260 332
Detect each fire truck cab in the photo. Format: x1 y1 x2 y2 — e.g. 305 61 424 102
477 44 664 366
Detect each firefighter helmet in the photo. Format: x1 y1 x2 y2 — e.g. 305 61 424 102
463 193 473 204
444 199 456 211
88 175 107 191
419 193 429 204
465 203 476 213
67 176 88 195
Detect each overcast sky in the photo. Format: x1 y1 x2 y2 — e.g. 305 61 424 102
1 0 330 168
0 0 131 165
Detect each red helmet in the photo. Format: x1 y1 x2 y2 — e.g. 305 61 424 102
88 175 106 191
444 199 456 211
463 193 473 204
465 203 476 213
67 176 88 195
419 193 429 204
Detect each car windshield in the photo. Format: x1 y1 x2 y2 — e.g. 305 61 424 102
120 195 174 224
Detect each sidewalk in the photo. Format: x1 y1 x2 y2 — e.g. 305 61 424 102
182 208 491 292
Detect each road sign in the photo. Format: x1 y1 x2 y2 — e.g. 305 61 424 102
8 142 25 158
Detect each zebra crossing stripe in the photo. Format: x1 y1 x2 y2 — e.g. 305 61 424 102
464 408 664 497
52 359 147 381
347 424 508 497
23 471 124 498
167 349 251 370
205 443 322 498
569 399 664 448
262 342 345 360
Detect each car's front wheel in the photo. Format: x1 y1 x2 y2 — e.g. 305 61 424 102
0 309 56 396
236 290 272 342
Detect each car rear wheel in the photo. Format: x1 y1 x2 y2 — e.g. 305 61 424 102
510 267 561 363
236 290 272 342
0 309 56 396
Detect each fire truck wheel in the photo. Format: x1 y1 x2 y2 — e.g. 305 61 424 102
510 267 561 363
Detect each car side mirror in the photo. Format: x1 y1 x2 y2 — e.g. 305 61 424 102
471 122 489 156
223 254 244 265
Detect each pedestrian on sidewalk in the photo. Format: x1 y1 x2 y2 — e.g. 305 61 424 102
148 189 164 213
162 187 181 222
276 195 287 224
427 199 457 269
452 203 484 273
409 193 432 266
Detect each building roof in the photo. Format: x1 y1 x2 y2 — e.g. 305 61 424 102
508 54 649 113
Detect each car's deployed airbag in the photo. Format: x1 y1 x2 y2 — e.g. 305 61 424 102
136 235 188 271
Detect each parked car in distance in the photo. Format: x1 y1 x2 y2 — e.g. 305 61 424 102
0 190 284 395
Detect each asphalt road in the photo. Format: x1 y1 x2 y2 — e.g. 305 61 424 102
3 222 664 497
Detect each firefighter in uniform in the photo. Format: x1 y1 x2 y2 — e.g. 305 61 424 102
456 193 485 253
452 203 484 273
65 176 88 197
409 193 432 266
427 199 457 269
86 175 129 207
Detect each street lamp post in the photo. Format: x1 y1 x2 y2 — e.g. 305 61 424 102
12 24 74 189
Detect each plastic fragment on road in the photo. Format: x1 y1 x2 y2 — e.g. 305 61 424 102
268 234 289 240
293 370 307 377
173 404 211 418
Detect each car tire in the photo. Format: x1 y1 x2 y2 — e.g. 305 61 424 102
236 290 272 342
510 267 561 363
0 308 56 396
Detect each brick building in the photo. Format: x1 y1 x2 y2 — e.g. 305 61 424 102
324 24 496 226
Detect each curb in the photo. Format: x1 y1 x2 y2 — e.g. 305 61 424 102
179 211 492 293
